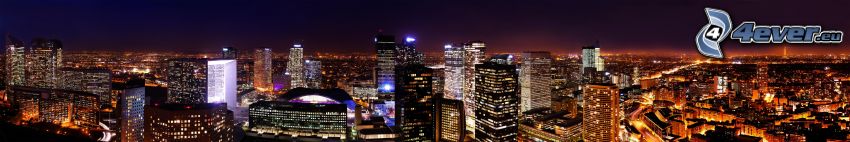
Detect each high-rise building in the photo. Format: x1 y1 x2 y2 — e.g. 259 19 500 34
395 64 435 142
520 51 553 112
287 42 306 88
144 103 234 142
632 66 641 85
304 59 322 89
437 98 465 142
28 38 63 89
273 69 292 92
117 79 145 142
221 47 238 59
167 58 237 107
253 48 273 92
757 63 768 91
429 66 445 95
246 88 356 141
474 54 519 142
581 45 604 73
4 34 26 87
463 41 486 133
60 68 112 107
375 34 397 100
237 59 254 90
396 37 424 66
582 84 619 142
581 44 608 84
166 58 208 104
443 43 465 100
207 59 237 109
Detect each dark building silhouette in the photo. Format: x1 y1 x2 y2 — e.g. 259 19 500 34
474 54 519 142
395 64 436 142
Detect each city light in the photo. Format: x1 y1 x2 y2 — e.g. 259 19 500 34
380 83 394 92
2 1 848 142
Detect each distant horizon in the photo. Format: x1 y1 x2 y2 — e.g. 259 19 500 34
2 0 847 55
49 46 850 58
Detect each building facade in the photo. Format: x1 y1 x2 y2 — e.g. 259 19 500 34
60 68 112 107
253 48 273 92
246 88 356 141
437 98 465 142
395 64 435 142
28 38 63 89
207 59 237 109
375 35 397 100
463 41 486 133
7 87 100 130
4 34 26 87
144 103 234 142
520 51 553 113
582 84 619 142
443 43 465 100
305 59 322 89
581 45 604 73
474 55 519 142
166 58 208 104
396 37 424 66
288 42 306 88
117 79 145 142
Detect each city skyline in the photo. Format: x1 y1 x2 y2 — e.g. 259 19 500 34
2 1 850 142
1 0 848 55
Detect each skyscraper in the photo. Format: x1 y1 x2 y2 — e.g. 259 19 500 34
375 34 397 100
304 59 322 89
463 41 486 133
207 59 237 109
429 66 445 95
221 47 238 59
395 64 435 142
519 51 553 112
443 44 464 100
474 54 519 142
60 68 112 107
167 58 208 104
28 38 63 89
581 45 604 73
117 79 145 142
4 34 26 87
144 103 234 142
581 44 607 84
632 66 641 85
253 48 273 92
396 37 424 66
167 58 237 107
437 98 465 142
582 84 619 142
287 42 306 88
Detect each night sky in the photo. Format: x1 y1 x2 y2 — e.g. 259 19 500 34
1 0 848 55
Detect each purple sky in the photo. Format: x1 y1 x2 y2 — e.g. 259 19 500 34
1 0 848 55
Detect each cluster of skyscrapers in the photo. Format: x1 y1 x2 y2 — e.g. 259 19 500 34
3 35 114 134
2 32 625 142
